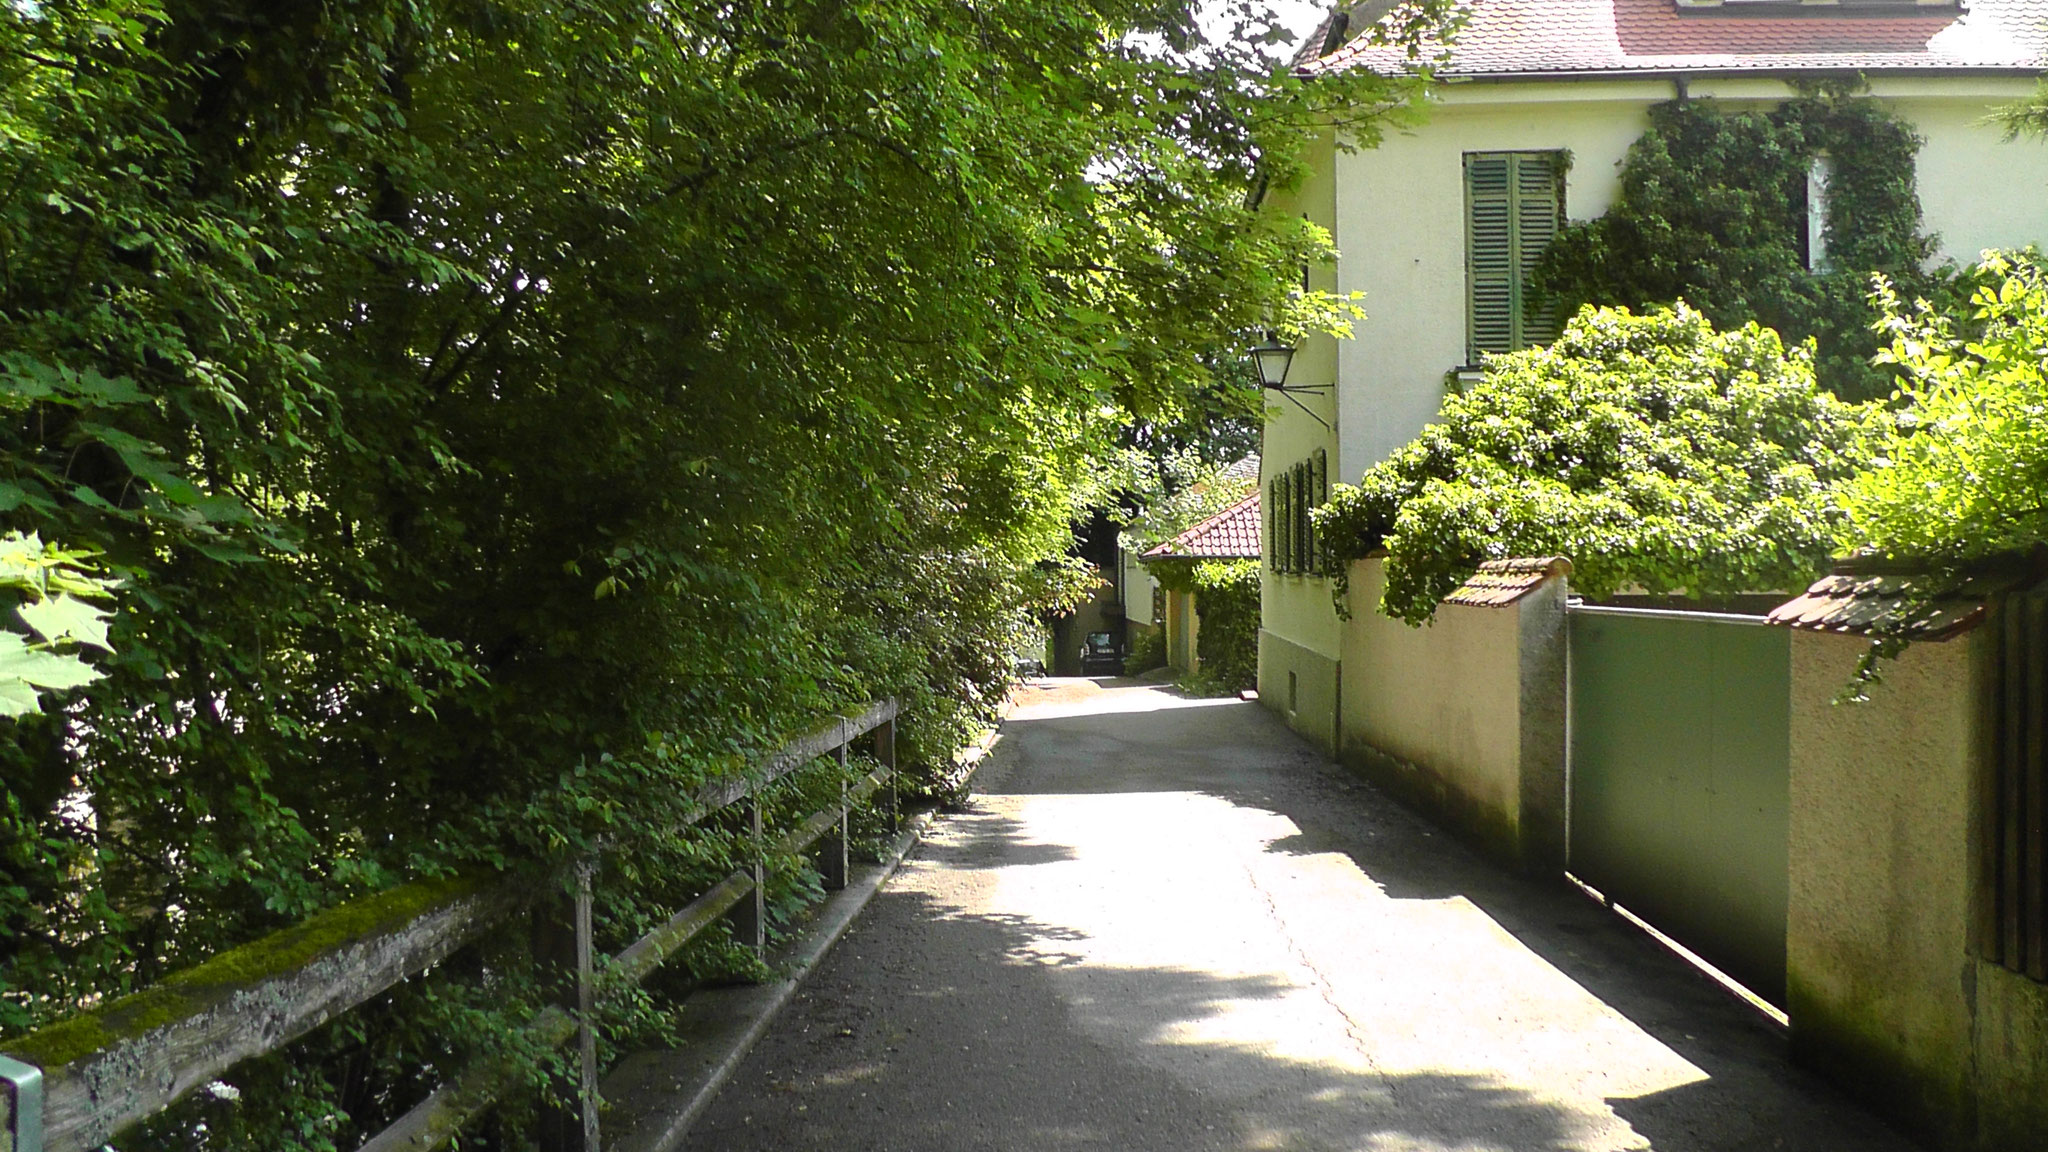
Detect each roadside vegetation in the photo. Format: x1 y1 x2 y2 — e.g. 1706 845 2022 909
0 0 1454 1145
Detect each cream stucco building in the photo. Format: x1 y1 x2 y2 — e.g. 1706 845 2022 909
1259 0 2048 747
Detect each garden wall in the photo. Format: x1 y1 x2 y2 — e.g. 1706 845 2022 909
1335 557 1567 870
1788 627 2048 1151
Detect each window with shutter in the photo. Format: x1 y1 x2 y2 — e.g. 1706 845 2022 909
1466 151 1564 363
1293 462 1309 574
1312 449 1328 575
1275 472 1291 573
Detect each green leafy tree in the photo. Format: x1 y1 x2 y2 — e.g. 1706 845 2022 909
1120 449 1259 557
1317 304 1874 623
0 534 117 717
0 0 1454 1143
1998 82 2048 139
1838 252 2048 575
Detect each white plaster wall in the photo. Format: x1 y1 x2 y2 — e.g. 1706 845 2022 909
1121 550 1157 627
1325 75 2048 484
1339 558 1525 824
1261 129 1345 662
1264 574 1343 661
1332 84 1660 480
1898 91 2048 264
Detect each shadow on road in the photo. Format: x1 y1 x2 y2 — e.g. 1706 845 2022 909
696 686 1918 1151
696 892 1600 1152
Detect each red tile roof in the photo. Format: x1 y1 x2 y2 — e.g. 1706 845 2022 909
1144 491 1263 559
1767 569 1991 638
1444 556 1573 606
1307 0 2048 78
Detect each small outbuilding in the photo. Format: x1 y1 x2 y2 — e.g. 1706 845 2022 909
1142 491 1262 676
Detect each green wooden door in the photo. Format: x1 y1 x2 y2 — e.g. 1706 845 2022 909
1568 606 1790 1006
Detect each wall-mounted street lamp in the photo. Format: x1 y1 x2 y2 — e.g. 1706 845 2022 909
1249 332 1329 429
1251 333 1296 392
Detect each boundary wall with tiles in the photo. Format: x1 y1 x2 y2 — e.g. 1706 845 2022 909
1289 556 2048 1151
1331 556 1567 871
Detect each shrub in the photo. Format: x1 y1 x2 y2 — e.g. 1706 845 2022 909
1123 624 1167 676
1188 559 1259 693
1316 304 1875 624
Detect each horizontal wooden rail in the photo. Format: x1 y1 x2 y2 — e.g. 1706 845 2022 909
2 876 526 1152
357 765 896 1152
686 699 897 815
1 701 899 1152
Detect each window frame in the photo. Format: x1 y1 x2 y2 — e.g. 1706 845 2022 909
1464 150 1566 366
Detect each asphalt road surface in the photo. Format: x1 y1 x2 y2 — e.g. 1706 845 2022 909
693 678 1920 1151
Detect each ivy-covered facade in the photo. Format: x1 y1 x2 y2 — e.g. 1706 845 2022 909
1260 0 2048 762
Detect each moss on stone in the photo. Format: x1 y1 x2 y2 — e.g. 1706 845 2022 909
4 874 485 1069
1339 739 1526 870
1785 967 1973 1148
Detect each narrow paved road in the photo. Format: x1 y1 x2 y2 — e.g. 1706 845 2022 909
694 679 1918 1151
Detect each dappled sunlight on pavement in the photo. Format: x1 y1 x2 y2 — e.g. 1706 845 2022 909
934 787 1705 1150
696 681 1917 1151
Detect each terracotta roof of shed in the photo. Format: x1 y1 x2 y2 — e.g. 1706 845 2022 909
1144 491 1262 560
1444 556 1573 607
1767 566 1997 639
1304 0 2048 78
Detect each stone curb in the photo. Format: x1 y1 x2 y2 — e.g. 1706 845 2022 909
602 722 1008 1152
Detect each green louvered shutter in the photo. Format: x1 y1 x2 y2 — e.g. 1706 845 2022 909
1293 461 1309 574
1275 472 1291 573
1312 449 1328 575
1466 152 1563 362
1466 154 1515 362
1515 154 1563 346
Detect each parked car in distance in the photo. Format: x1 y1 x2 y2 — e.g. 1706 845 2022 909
1080 631 1122 676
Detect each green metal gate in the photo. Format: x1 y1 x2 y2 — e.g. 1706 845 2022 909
1568 606 1790 1005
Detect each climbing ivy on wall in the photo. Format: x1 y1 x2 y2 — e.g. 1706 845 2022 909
1534 91 1954 401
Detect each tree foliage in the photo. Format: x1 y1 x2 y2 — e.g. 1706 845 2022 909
1317 305 1874 623
1534 93 1950 401
1119 449 1258 558
1997 81 2048 140
0 0 1450 1143
1838 252 2048 572
0 533 117 717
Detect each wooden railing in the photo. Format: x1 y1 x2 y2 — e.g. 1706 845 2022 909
0 700 901 1152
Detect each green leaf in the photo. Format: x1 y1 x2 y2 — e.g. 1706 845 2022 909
0 632 102 690
17 594 114 650
0 679 42 718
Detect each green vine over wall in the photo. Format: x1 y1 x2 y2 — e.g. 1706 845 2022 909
1534 90 1955 401
1316 305 1872 624
1145 557 1259 692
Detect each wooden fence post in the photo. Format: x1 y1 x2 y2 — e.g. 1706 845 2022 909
730 790 766 954
535 862 599 1152
821 740 850 891
878 716 898 835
